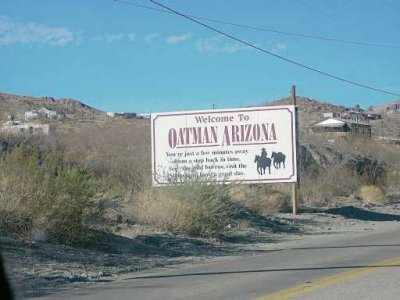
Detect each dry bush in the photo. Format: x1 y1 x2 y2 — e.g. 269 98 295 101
230 184 291 215
135 187 192 232
0 145 100 244
346 155 387 186
135 182 234 237
359 185 388 204
300 165 360 206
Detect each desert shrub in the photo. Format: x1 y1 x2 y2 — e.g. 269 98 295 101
136 182 234 237
230 184 291 214
359 185 388 204
0 145 100 244
300 165 360 206
346 155 387 185
45 168 98 243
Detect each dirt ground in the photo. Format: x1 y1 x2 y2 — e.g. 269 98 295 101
2 198 400 299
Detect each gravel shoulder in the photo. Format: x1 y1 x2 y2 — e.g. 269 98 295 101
2 200 400 299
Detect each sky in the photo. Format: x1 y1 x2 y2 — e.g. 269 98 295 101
1 0 399 113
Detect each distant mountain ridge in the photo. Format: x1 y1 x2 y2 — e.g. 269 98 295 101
265 96 348 112
34 96 94 110
0 92 98 109
0 92 104 121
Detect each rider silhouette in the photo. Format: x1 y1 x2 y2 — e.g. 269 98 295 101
260 148 267 159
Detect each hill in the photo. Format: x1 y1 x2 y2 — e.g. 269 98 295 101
263 96 400 141
1 91 399 141
369 100 400 140
0 92 105 122
264 96 348 129
372 99 400 114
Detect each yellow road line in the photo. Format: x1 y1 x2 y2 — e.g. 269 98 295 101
255 256 400 300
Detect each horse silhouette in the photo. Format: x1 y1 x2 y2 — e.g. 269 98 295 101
254 155 271 175
271 152 286 169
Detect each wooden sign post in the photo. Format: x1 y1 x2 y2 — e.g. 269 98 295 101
291 85 299 214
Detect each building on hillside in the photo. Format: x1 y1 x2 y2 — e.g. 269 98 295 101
340 110 381 121
25 108 59 120
137 113 150 119
322 112 341 118
25 110 39 120
364 112 382 120
107 112 137 119
38 108 58 118
322 112 334 118
121 112 137 119
1 121 55 135
311 118 371 138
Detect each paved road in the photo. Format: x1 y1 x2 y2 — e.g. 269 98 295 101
38 228 400 300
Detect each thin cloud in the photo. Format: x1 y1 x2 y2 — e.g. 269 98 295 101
127 33 136 41
0 15 81 47
271 42 288 54
276 43 287 50
105 33 124 43
166 33 192 45
196 36 250 54
144 33 159 44
94 32 136 43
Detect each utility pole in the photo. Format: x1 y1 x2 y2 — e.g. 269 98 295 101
291 85 299 215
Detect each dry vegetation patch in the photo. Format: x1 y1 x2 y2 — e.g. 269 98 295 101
135 183 234 238
1 113 399 245
0 144 101 244
230 184 291 215
359 185 388 204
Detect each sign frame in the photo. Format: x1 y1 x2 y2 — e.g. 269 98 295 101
151 105 298 186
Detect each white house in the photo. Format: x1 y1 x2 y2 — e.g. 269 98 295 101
137 113 150 119
1 121 55 135
311 118 371 137
322 112 334 118
38 108 58 118
25 110 39 120
25 108 59 120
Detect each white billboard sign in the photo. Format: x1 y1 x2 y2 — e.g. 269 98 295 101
151 106 297 186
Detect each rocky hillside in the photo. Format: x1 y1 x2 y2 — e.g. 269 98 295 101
0 92 105 122
1 91 399 140
263 96 400 141
373 100 400 113
265 96 348 126
369 100 400 140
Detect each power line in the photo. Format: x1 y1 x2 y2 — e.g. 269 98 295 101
112 0 400 49
138 0 399 98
